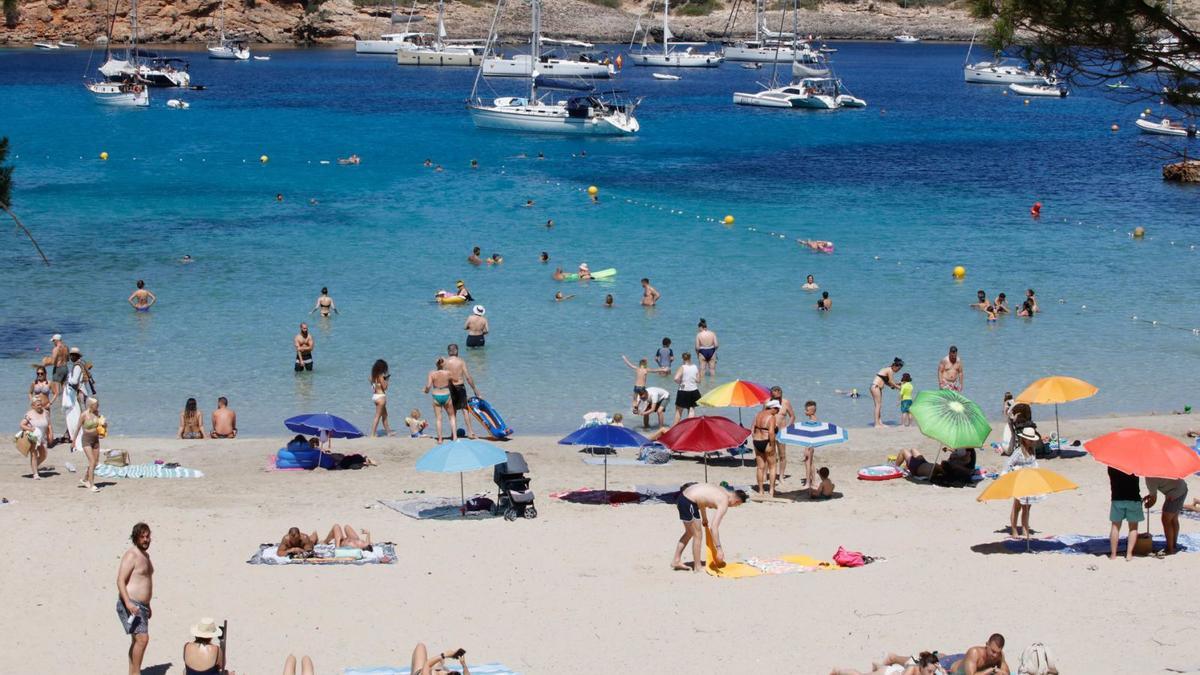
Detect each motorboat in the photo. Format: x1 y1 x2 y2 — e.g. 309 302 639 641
630 0 723 67
652 72 681 80
468 0 639 135
207 0 250 60
253 55 270 61
85 80 149 107
35 41 60 50
166 98 190 109
58 41 78 48
1135 117 1195 137
894 34 920 43
1009 82 1068 97
396 0 486 66
818 44 837 53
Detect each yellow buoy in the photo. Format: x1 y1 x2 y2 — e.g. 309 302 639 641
953 265 966 279
99 151 109 160
1111 124 1119 132
587 185 598 196
1133 226 1145 238
723 215 735 225
259 154 269 164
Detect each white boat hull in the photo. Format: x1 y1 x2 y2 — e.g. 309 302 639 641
894 35 919 43
722 44 802 62
483 55 614 78
652 73 681 80
34 42 60 50
1008 83 1067 97
792 94 838 110
208 45 250 60
397 49 482 66
100 58 191 87
1135 117 1193 137
86 81 149 107
732 91 797 108
964 63 1048 85
357 39 407 54
469 102 638 135
630 52 722 68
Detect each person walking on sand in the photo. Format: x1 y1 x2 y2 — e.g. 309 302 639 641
79 398 104 492
672 352 702 425
424 359 456 443
641 278 660 306
751 401 780 497
370 360 392 438
465 306 489 348
48 333 69 405
210 397 237 438
622 355 668 412
294 323 314 372
770 386 796 484
938 345 963 391
672 482 747 572
18 394 52 480
29 366 53 406
65 347 93 452
443 344 479 439
127 280 157 312
871 358 904 427
117 522 154 675
695 319 719 378
310 287 338 317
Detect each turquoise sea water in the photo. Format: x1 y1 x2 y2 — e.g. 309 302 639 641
1 43 1198 436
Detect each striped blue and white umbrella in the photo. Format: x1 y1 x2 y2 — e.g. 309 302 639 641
777 420 848 447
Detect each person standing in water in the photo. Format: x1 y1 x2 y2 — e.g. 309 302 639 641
310 288 338 317
127 280 157 312
294 323 314 372
641 278 660 306
695 319 719 378
465 306 489 348
870 358 904 427
468 247 483 266
937 345 963 391
622 355 668 412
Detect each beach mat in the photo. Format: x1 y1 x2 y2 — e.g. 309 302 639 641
1000 533 1200 555
706 553 839 578
247 542 397 565
377 497 497 520
95 462 204 479
582 456 671 467
550 488 643 505
345 663 518 675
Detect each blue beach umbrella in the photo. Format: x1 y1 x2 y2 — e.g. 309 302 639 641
416 439 509 506
284 413 364 440
777 420 849 448
558 424 652 493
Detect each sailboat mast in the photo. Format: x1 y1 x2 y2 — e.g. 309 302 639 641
436 0 446 50
529 0 540 100
662 0 669 57
755 0 763 43
218 0 225 42
130 0 138 58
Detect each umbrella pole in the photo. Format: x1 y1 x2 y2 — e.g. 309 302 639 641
604 452 609 497
460 472 465 514
1054 404 1061 444
704 453 709 482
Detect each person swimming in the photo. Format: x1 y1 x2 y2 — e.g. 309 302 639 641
552 267 565 281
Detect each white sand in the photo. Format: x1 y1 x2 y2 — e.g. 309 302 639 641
2 413 1197 674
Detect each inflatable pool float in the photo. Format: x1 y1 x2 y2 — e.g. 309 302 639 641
435 294 467 305
468 396 512 439
857 464 903 481
275 445 335 470
561 268 616 281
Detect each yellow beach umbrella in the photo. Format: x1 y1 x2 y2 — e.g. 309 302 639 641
979 467 1078 551
1015 376 1098 443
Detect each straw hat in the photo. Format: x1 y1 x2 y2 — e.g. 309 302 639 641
190 618 219 639
13 433 32 457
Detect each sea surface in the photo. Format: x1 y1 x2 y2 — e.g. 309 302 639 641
1 43 1198 437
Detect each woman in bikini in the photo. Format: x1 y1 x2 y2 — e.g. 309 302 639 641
410 643 470 675
179 398 205 439
323 524 372 551
370 359 392 438
29 367 53 405
751 401 781 498
871 358 904 427
79 398 103 492
424 359 456 443
19 394 52 480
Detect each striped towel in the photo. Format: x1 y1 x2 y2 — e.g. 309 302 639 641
344 663 518 675
95 463 204 479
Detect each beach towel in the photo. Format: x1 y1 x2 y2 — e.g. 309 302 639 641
344 663 518 675
582 456 672 467
1000 533 1200 555
377 497 497 520
94 463 204 479
706 553 839 578
550 488 643 505
247 542 397 565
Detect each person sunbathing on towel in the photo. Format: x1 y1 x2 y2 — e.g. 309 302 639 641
324 524 372 551
830 650 941 675
277 527 317 558
410 643 470 675
672 482 747 572
949 633 1010 675
892 448 938 480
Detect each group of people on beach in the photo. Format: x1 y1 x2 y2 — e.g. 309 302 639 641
18 333 101 490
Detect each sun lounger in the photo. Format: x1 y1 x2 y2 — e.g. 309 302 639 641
247 542 397 565
1000 533 1200 555
377 497 496 520
94 462 204 479
344 663 519 675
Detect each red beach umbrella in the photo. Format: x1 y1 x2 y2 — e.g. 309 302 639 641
658 415 751 481
1087 428 1200 479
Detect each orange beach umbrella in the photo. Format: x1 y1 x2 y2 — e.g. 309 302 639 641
1015 376 1098 443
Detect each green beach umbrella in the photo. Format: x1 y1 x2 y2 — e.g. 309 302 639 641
909 390 992 449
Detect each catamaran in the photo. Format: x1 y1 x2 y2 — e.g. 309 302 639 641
208 0 250 60
468 0 639 135
395 0 486 66
629 0 722 67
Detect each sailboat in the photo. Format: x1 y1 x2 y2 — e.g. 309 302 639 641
85 0 149 107
962 31 1048 84
98 0 191 87
208 0 250 60
468 0 639 135
721 0 808 63
483 36 613 78
396 0 486 66
629 0 722 68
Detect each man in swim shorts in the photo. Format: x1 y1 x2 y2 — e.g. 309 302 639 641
949 633 1009 674
49 333 68 405
443 344 479 439
695 319 719 378
636 386 671 429
641 278 660 306
672 482 747 572
294 323 314 372
937 345 964 391
127 280 157 312
117 522 154 675
465 306 488 348
210 397 237 438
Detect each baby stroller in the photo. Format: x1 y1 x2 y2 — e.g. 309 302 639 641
493 451 537 521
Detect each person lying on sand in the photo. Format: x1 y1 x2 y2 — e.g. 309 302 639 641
830 650 940 675
411 643 470 675
324 524 372 551
283 655 315 675
949 633 1010 675
277 527 317 558
892 448 939 480
671 482 747 572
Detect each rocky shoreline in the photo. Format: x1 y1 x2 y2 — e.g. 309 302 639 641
1 0 994 45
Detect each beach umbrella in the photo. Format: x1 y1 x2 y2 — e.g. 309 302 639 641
777 420 848 448
658 415 751 481
697 380 772 408
558 424 651 494
283 412 364 466
1086 428 1200 479
909 389 991 450
416 439 508 507
977 468 1078 551
1015 376 1098 444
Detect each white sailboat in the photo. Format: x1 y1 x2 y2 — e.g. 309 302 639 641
963 32 1048 85
98 0 191 88
629 0 723 68
468 0 639 135
208 0 251 60
722 0 807 63
484 37 613 77
396 0 486 66
86 0 150 107
894 34 920 43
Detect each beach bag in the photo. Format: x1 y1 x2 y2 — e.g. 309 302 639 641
465 496 494 512
13 432 33 457
1018 642 1057 675
103 450 130 467
833 546 865 568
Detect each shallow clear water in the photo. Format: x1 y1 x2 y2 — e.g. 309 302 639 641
1 43 1198 436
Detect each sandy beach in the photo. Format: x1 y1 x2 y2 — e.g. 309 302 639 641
3 412 1198 674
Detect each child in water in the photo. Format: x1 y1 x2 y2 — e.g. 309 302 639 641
404 409 428 438
899 373 914 427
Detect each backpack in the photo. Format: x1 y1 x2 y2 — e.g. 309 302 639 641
1018 642 1057 675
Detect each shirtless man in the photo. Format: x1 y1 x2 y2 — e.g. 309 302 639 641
117 522 154 675
294 323 314 372
465 306 489 348
937 345 964 391
695 319 719 378
640 278 660 306
672 483 747 572
48 333 69 405
769 386 796 485
949 634 1010 675
310 287 338 317
127 280 157 312
467 247 482 266
1025 288 1039 313
971 290 989 311
552 267 565 281
276 527 317 557
444 344 479 439
210 396 237 438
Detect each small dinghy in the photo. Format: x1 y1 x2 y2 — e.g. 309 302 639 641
1135 117 1194 137
651 72 680 80
166 99 190 109
1008 82 1068 97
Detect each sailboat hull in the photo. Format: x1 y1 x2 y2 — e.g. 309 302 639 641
86 81 150 107
629 52 722 67
722 44 801 62
483 55 614 78
398 49 482 66
208 46 250 60
469 104 638 135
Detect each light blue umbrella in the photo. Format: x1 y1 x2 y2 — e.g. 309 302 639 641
777 420 849 448
416 439 509 506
